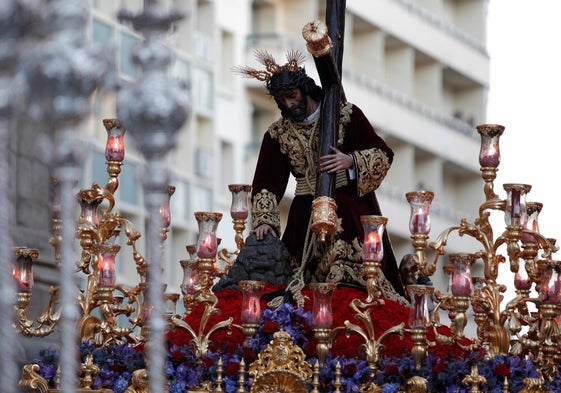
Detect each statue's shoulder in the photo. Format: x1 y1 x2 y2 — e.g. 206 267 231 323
267 117 288 139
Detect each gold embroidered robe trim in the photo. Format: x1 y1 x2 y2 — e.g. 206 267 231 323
352 148 391 197
251 189 281 235
267 102 352 177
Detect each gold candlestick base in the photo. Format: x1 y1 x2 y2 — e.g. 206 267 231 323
242 323 258 341
314 328 331 367
407 328 428 370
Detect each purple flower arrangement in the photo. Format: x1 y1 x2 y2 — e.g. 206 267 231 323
34 303 561 392
35 341 145 393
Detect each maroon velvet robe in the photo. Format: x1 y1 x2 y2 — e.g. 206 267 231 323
251 102 405 298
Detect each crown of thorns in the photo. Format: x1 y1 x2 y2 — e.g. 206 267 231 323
233 49 306 82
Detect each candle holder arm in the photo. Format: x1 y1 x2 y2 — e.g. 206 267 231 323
423 219 490 277
19 364 50 393
476 197 506 241
342 298 405 371
429 295 475 351
522 230 559 259
100 286 142 343
344 318 405 371
504 296 540 343
418 220 486 277
431 220 502 281
172 292 234 359
15 286 61 338
118 217 148 280
172 315 234 360
75 223 100 274
217 247 237 274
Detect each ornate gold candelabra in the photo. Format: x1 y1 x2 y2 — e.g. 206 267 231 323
309 216 409 373
301 123 561 387
171 212 236 359
172 211 268 357
404 124 559 382
14 114 199 392
16 120 561 392
12 119 181 350
171 212 265 359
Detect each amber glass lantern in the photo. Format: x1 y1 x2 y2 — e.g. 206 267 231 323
450 253 475 297
12 247 38 293
477 124 504 168
164 293 180 322
239 280 265 325
94 244 120 288
194 212 222 259
503 183 531 227
310 282 336 367
521 202 542 244
159 186 174 229
406 191 434 235
310 282 336 329
104 120 126 163
361 215 387 262
229 184 251 220
239 280 265 340
78 192 101 227
228 184 252 250
513 258 532 292
407 284 434 329
180 258 199 296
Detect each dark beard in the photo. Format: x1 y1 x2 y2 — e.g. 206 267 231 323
287 96 308 122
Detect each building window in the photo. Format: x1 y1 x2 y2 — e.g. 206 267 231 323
193 67 213 112
171 179 191 222
120 31 139 78
91 151 108 186
92 18 114 47
190 184 213 212
219 30 234 91
172 57 191 86
220 141 233 193
120 160 139 206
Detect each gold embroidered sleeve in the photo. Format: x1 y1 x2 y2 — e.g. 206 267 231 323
252 189 281 235
351 148 391 197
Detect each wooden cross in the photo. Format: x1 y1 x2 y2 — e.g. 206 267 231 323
303 0 346 239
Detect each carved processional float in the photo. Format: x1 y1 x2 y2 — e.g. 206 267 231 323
4 1 561 393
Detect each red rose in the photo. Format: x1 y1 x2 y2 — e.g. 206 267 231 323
225 361 240 377
432 361 446 374
343 362 357 376
262 321 279 334
494 364 511 377
170 350 183 362
166 329 191 347
201 355 214 368
385 364 398 375
242 347 256 363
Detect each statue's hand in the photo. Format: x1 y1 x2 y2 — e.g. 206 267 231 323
319 146 354 173
252 223 277 240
